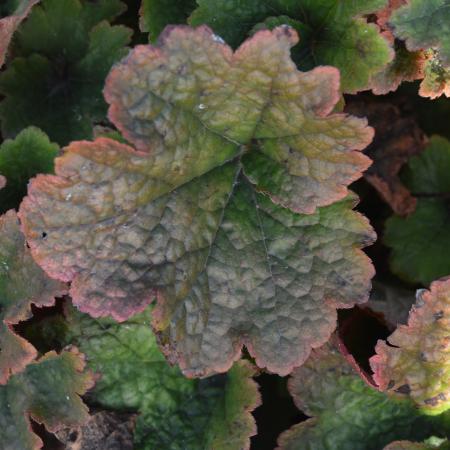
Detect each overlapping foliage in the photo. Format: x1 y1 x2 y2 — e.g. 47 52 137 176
0 210 66 384
19 25 375 377
41 303 260 449
187 0 393 93
277 338 442 450
0 349 93 450
0 0 450 448
390 0 450 98
0 0 132 145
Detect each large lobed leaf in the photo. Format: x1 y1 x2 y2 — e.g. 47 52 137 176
0 349 93 450
0 210 66 384
277 337 437 450
0 0 39 68
371 277 450 415
0 127 59 214
0 0 131 145
20 26 375 377
188 0 393 93
385 136 450 285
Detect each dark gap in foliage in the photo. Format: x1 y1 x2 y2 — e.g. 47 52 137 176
251 373 306 450
351 178 395 280
338 306 391 375
31 420 64 450
389 81 450 141
13 297 67 354
120 0 148 45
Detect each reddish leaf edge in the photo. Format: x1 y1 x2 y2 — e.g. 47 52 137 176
18 140 153 322
20 141 375 374
12 347 94 450
104 24 373 147
0 209 68 384
370 276 450 392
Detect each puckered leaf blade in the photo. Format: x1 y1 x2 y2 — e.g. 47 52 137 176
0 349 93 450
104 25 373 214
20 138 239 322
20 26 375 376
154 185 374 376
277 337 438 450
55 304 260 449
0 210 67 384
371 277 450 415
0 127 59 214
0 0 39 68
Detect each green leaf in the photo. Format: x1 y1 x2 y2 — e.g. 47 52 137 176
278 337 438 450
0 1 20 17
384 438 450 450
390 0 450 67
0 0 131 145
189 0 393 93
20 26 375 376
57 304 260 450
385 136 450 286
0 349 93 450
0 210 67 384
139 0 197 41
371 277 450 415
0 127 59 214
0 0 39 68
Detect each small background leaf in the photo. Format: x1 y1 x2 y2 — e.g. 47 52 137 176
0 127 59 214
0 349 93 450
385 136 450 285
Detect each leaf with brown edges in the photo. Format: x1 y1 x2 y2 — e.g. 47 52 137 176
0 210 67 384
20 26 375 377
0 349 93 450
371 277 450 415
